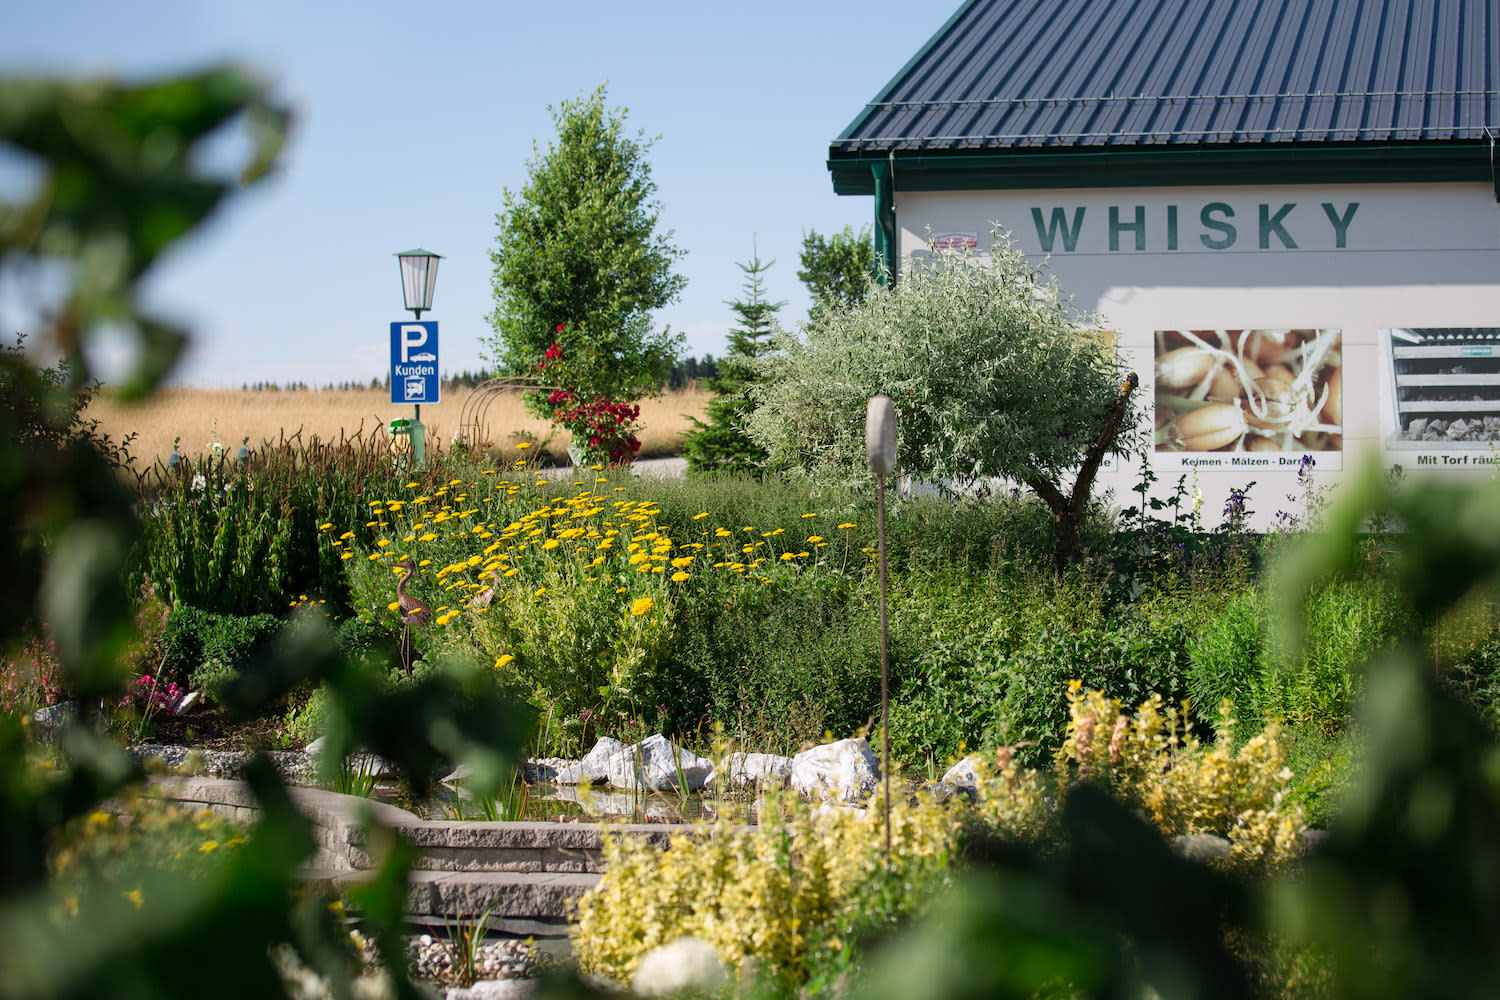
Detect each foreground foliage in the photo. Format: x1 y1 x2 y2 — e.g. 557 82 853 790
1 66 529 1000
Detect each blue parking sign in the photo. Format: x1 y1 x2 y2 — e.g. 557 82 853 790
390 321 439 404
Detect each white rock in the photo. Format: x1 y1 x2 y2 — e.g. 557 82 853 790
790 738 881 804
31 701 78 730
524 757 572 783
171 690 201 715
602 734 714 792
574 737 629 785
550 762 585 784
304 736 326 758
941 755 983 789
449 980 539 1000
631 937 728 997
720 752 793 789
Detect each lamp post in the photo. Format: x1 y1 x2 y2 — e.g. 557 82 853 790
396 248 442 322
393 249 441 465
866 395 897 864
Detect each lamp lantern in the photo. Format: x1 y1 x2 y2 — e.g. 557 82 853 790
395 248 443 319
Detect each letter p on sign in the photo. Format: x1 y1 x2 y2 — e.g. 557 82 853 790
400 324 429 362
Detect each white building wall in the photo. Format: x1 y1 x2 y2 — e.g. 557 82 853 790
894 182 1500 528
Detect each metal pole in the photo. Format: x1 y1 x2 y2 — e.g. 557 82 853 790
878 470 890 864
865 394 897 867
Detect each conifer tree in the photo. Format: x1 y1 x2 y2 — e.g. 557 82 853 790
683 241 784 476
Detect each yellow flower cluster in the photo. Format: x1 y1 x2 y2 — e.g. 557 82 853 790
1058 683 1306 872
322 474 867 633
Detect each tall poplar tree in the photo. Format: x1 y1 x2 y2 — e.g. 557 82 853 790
798 225 876 322
486 85 685 404
683 241 784 477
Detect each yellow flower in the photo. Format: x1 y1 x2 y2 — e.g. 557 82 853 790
616 587 628 594
515 442 532 450
318 522 334 531
801 512 818 518
199 840 219 853
435 610 459 625
387 601 401 611
671 556 694 568
123 889 144 910
376 540 392 548
715 528 731 538
418 533 438 542
534 587 547 597
495 654 515 669
671 571 690 582
630 597 654 616
542 538 560 550
693 512 710 520
807 536 824 543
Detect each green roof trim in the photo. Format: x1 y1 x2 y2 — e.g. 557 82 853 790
830 142 1498 197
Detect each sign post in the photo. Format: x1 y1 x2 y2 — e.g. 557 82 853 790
390 321 439 466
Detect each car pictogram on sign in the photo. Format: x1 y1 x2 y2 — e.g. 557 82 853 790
410 352 436 362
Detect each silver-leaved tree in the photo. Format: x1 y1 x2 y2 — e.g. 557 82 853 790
747 229 1140 573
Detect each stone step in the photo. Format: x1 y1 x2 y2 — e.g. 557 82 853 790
390 820 671 875
310 868 601 922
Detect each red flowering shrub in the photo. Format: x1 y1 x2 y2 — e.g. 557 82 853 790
536 330 644 465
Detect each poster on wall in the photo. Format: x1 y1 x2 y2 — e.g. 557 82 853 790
1153 329 1343 471
1381 328 1500 471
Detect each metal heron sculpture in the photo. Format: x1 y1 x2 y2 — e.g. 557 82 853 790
394 558 430 675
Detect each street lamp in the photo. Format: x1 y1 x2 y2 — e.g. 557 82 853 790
392 248 442 468
395 248 443 320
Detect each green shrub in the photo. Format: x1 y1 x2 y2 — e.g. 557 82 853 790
130 433 495 617
1279 724 1358 830
993 597 1203 766
1188 586 1267 729
188 657 237 705
1256 575 1412 734
157 607 282 691
888 636 1007 766
684 577 881 751
279 685 333 748
335 614 396 661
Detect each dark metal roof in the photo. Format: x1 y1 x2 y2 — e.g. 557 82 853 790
831 0 1499 189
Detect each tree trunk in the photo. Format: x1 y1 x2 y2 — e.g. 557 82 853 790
1027 373 1140 577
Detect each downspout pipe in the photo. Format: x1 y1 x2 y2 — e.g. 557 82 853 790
1487 127 1498 202
872 159 897 286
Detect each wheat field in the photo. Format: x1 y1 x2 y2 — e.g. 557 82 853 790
84 385 712 467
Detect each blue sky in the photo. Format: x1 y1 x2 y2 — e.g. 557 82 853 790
0 1 958 388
